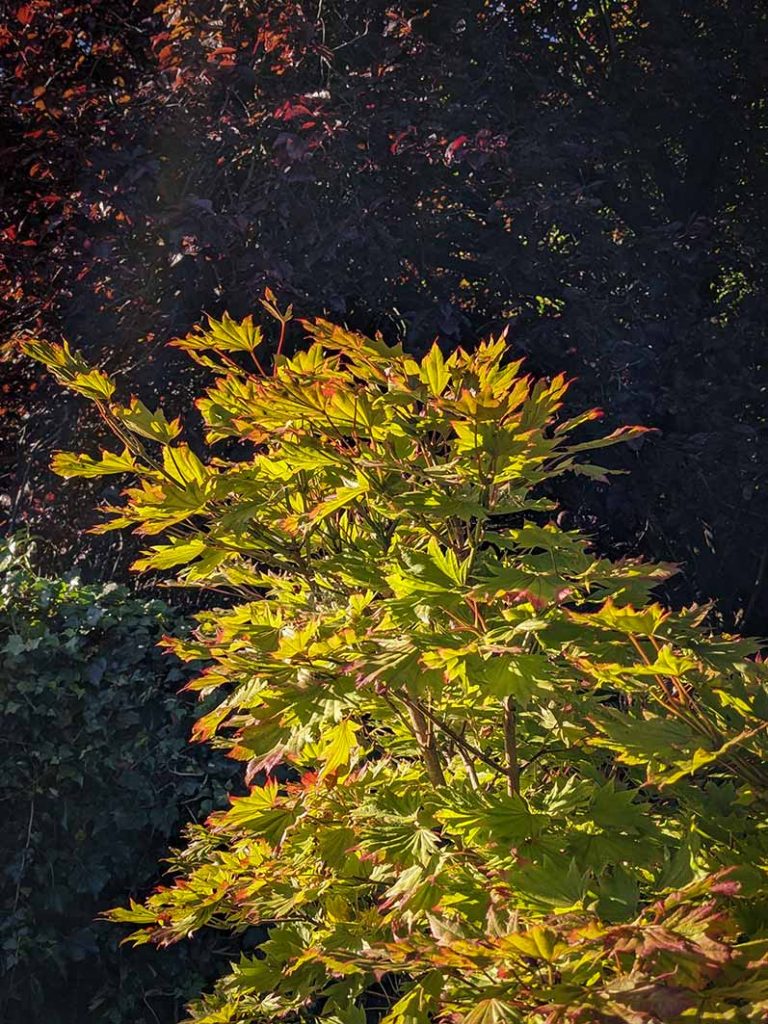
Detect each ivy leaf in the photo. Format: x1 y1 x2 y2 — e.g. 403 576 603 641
4 634 26 656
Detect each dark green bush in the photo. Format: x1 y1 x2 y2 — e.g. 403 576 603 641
0 534 237 1024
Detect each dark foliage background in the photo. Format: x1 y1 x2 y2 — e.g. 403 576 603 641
0 536 240 1024
2 0 768 631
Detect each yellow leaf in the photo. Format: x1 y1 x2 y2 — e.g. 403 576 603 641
319 720 361 779
52 448 136 478
116 397 182 444
419 343 450 397
162 444 209 487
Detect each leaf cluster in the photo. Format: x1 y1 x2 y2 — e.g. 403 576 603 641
26 316 768 1023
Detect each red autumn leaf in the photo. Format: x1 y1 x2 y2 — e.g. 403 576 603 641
274 100 314 121
445 134 469 162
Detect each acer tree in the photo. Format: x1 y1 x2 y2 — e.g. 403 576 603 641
25 312 768 1023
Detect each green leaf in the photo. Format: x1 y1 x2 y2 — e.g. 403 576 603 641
477 653 553 705
558 424 654 455
69 367 116 401
463 999 520 1024
380 973 443 1024
224 781 298 846
52 448 137 479
436 792 542 847
106 899 161 925
508 857 588 912
499 925 568 962
419 343 450 397
162 444 209 487
569 597 669 636
22 338 116 399
115 397 182 444
132 536 208 571
174 312 263 354
308 483 370 525
587 707 696 767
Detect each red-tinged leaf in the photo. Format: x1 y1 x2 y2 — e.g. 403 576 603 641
390 128 415 154
607 983 696 1019
274 100 314 121
445 134 469 162
561 424 657 456
709 878 742 897
191 706 229 743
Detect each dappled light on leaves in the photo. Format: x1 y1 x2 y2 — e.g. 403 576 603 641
25 313 768 1024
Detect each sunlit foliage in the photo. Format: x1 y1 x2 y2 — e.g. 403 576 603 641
25 311 768 1023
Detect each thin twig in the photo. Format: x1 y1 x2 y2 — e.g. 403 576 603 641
399 692 509 782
